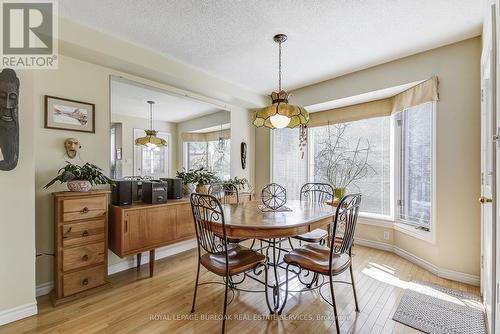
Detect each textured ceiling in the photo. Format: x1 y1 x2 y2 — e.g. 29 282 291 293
111 79 220 123
60 0 483 94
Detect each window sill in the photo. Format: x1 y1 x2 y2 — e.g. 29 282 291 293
393 222 436 244
357 215 436 244
358 214 393 227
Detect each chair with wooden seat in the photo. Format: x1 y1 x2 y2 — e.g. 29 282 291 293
190 193 266 333
293 183 334 245
280 193 362 334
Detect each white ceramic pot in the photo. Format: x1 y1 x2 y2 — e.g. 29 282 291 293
183 183 195 196
67 180 92 192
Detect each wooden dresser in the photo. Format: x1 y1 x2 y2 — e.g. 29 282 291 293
52 190 110 305
109 199 195 277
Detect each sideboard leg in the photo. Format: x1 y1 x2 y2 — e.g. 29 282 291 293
149 249 155 277
137 253 142 271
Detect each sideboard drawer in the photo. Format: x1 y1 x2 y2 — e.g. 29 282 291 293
63 209 106 222
62 220 105 247
62 196 107 222
63 242 105 272
63 265 106 297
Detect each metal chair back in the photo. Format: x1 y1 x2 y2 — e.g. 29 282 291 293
190 193 227 255
330 194 362 256
300 183 334 203
208 183 240 204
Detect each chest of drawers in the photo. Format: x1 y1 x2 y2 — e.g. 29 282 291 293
52 190 110 305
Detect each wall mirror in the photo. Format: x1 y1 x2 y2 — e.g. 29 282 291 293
109 77 231 180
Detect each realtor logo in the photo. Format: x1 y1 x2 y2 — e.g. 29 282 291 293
1 0 58 69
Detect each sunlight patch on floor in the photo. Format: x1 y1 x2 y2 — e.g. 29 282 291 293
362 263 409 289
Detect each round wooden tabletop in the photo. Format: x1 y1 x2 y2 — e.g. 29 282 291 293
213 200 336 239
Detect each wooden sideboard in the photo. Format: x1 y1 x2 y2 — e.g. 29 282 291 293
52 190 110 306
108 192 254 277
108 199 196 277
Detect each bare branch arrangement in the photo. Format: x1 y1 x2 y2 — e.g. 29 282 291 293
314 123 375 190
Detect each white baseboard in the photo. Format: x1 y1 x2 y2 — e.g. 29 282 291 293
36 239 197 297
36 281 54 297
0 302 37 326
354 238 480 286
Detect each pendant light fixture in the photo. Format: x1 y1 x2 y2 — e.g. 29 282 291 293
253 34 309 129
135 100 167 149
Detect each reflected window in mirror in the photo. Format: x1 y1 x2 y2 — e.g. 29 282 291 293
186 139 230 180
134 129 170 178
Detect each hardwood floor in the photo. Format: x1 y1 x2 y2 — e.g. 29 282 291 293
1 244 479 334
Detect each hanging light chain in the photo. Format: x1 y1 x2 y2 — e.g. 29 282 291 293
278 39 282 92
149 103 153 130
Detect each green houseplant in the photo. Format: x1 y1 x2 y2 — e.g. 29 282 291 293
44 162 114 192
222 177 250 192
176 167 218 194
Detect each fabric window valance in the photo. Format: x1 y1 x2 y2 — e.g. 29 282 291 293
308 76 439 127
181 129 230 142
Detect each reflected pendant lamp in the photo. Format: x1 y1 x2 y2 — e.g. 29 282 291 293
135 100 167 149
253 34 309 130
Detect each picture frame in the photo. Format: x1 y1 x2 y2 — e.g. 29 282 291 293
44 95 95 133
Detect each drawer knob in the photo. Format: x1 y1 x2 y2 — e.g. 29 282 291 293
82 207 89 214
82 254 89 261
82 230 89 237
82 278 89 286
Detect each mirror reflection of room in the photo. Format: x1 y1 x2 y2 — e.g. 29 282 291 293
110 77 231 186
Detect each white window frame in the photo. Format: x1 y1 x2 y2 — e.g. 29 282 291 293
183 139 231 179
270 101 437 244
393 102 437 243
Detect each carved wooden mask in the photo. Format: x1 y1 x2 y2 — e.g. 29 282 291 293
0 69 19 171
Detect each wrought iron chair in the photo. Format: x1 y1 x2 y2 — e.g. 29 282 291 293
209 183 245 244
190 193 266 333
280 194 362 333
293 183 334 245
209 183 240 204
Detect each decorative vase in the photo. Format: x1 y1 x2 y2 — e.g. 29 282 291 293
67 180 92 192
183 183 195 196
195 183 209 194
334 187 347 201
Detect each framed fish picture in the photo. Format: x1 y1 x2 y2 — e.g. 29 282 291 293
44 95 95 133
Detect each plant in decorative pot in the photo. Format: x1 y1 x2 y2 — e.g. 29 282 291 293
176 167 218 195
221 177 250 193
313 123 375 201
44 162 114 192
176 169 197 195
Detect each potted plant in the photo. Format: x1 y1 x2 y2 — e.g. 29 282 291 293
314 123 374 200
176 167 218 195
44 162 114 192
221 177 250 192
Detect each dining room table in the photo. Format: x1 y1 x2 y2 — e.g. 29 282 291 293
209 199 338 313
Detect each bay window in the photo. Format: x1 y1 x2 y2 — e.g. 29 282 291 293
186 139 231 180
397 102 433 229
272 101 435 230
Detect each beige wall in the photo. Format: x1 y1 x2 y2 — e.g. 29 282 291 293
255 37 481 276
34 56 114 286
0 71 36 314
3 16 262 320
34 55 256 287
111 113 178 177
